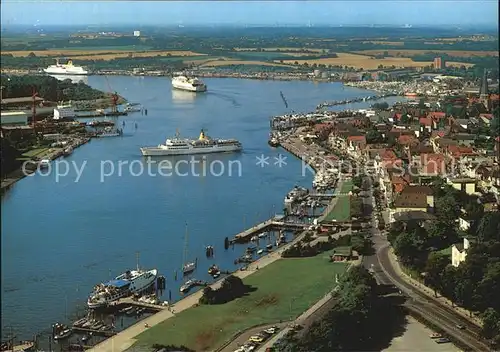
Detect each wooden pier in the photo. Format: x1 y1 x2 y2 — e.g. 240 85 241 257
71 327 116 337
231 218 310 243
112 297 166 310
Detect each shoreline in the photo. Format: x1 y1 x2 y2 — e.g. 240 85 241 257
85 138 329 352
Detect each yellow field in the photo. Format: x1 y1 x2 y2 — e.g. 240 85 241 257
279 53 473 70
234 47 324 53
201 59 293 67
352 49 498 58
2 50 205 59
362 41 405 46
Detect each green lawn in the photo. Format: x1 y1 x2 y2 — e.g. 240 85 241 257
339 179 353 194
323 195 351 222
135 257 348 351
22 148 49 158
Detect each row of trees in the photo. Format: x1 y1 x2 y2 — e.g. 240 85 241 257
199 275 251 305
274 266 402 351
1 74 106 102
389 180 500 345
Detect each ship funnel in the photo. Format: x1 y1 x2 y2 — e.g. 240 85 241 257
199 129 205 140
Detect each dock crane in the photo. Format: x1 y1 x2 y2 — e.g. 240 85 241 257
104 76 119 114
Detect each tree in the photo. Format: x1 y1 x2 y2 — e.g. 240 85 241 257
366 128 384 144
475 212 500 242
481 308 500 339
425 252 450 296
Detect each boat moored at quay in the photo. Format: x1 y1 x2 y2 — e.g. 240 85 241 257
87 267 158 309
140 129 242 156
43 59 88 75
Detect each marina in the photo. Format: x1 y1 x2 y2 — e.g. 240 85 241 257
2 76 392 345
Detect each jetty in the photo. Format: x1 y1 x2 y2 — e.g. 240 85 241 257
112 297 166 311
231 217 309 243
71 327 116 338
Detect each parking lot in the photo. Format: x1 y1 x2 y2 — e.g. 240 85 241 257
221 324 284 352
383 316 463 352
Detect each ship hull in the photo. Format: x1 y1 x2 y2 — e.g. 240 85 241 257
87 269 158 308
172 83 207 92
44 69 88 75
140 144 241 156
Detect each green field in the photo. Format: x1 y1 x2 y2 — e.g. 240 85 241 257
21 148 49 158
135 257 348 351
49 45 153 51
339 179 353 194
160 55 215 62
322 180 354 222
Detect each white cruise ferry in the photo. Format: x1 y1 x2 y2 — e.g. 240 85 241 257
140 129 242 156
171 75 207 92
87 268 158 309
44 59 88 75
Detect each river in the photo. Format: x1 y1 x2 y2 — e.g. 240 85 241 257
1 76 406 340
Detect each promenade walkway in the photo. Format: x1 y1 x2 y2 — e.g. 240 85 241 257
87 232 308 352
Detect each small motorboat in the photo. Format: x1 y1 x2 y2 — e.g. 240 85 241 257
72 317 87 328
81 335 90 343
258 232 268 238
125 307 137 316
54 328 73 341
250 236 258 242
257 249 264 255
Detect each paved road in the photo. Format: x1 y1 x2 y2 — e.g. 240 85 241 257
360 176 490 352
219 322 288 352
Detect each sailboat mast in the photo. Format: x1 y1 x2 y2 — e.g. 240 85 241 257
136 251 140 271
183 223 189 266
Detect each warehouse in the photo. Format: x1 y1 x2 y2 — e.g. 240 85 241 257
1 111 29 126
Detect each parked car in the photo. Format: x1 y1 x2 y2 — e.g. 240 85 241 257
435 338 451 344
249 335 265 343
429 332 443 339
456 324 466 330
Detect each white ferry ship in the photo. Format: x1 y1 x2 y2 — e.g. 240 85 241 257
87 268 158 309
140 129 242 156
44 59 88 75
171 75 207 92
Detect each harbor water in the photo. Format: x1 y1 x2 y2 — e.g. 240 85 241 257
1 76 406 339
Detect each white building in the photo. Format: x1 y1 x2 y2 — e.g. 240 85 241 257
133 30 141 37
451 237 471 267
53 103 75 120
1 111 28 125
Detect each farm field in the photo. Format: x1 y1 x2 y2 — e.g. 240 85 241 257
279 53 473 69
234 47 324 53
1 50 206 59
201 59 293 67
352 49 499 58
135 257 348 351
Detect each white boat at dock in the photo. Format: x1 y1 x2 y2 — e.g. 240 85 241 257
38 159 50 168
53 328 73 341
87 259 158 309
140 129 242 156
180 279 199 293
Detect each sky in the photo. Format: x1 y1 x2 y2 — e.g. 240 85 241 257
0 1 498 27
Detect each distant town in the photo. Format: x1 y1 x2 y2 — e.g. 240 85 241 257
1 23 499 352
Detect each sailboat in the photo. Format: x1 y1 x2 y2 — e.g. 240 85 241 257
182 223 196 275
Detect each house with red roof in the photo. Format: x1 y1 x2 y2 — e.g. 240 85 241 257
420 153 446 176
398 134 419 148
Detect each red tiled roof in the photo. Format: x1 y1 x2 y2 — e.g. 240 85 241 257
428 112 446 119
394 113 402 120
421 153 446 175
447 145 475 158
419 117 433 126
480 114 493 120
431 130 447 138
398 134 418 146
348 135 366 143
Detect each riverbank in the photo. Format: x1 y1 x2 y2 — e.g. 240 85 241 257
1 134 91 193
